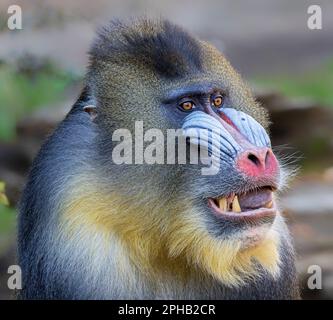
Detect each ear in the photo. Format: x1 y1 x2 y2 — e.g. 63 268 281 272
83 105 97 121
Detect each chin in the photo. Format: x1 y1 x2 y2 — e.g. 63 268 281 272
168 193 282 287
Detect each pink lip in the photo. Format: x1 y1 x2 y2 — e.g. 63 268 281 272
207 198 277 223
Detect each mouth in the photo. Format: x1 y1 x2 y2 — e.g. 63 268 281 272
208 186 277 222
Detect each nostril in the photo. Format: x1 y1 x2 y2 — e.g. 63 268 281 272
265 150 270 166
247 153 261 167
236 148 278 178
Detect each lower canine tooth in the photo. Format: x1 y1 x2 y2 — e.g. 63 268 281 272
218 198 227 211
232 195 241 213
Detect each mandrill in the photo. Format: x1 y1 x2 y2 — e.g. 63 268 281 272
18 18 299 299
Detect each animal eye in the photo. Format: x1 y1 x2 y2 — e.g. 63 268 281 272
179 101 195 111
212 95 224 108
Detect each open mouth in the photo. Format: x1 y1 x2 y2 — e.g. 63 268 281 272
208 186 277 221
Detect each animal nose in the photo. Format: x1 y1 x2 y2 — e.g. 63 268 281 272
236 147 279 178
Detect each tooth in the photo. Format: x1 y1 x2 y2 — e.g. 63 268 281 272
218 197 227 211
266 200 273 209
232 195 241 213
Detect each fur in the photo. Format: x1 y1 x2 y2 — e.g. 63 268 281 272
18 18 299 299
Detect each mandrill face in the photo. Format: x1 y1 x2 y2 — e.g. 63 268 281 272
182 106 279 239
88 19 288 286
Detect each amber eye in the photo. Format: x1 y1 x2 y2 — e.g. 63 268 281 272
180 101 195 111
212 95 224 107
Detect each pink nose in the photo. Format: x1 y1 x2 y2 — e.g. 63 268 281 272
236 147 279 178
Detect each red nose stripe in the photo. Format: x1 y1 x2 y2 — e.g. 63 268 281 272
219 113 238 131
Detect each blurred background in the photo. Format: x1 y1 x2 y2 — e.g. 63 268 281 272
0 0 333 299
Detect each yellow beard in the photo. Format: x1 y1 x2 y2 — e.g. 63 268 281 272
60 182 281 287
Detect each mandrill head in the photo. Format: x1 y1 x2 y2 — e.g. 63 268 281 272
68 18 289 287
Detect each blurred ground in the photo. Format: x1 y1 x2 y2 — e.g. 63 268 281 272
0 0 333 299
